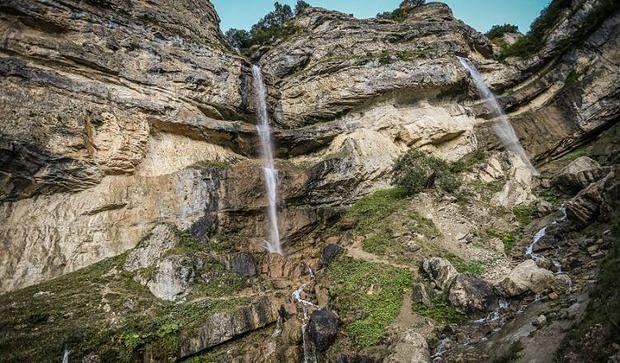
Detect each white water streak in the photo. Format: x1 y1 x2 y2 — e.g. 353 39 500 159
252 65 282 255
458 57 539 176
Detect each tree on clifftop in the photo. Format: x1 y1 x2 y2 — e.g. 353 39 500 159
377 0 425 21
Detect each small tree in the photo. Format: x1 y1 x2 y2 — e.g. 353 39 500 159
391 149 461 196
224 28 250 49
377 0 425 21
295 0 311 15
485 24 519 39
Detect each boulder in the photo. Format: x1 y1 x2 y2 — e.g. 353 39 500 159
412 283 433 307
307 309 339 352
448 274 496 313
566 168 618 228
147 255 195 301
422 257 458 291
387 330 431 363
553 156 608 194
495 260 554 297
321 244 342 267
124 224 180 272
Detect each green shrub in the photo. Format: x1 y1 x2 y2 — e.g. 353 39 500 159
513 204 538 226
413 297 467 323
391 150 462 196
485 24 519 39
377 0 426 21
500 0 615 59
224 1 309 51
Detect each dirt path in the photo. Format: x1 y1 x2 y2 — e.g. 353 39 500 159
346 238 413 270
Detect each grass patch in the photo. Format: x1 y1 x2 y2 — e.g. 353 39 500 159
539 188 562 205
513 204 538 226
346 188 408 234
486 228 519 255
445 254 487 275
0 225 256 362
192 160 232 169
327 256 411 348
413 297 467 324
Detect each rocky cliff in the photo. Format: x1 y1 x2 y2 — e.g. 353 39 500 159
0 0 618 362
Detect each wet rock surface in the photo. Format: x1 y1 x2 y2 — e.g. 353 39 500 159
307 309 339 352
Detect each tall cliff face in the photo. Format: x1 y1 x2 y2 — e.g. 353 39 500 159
0 0 617 315
0 0 619 361
0 0 256 291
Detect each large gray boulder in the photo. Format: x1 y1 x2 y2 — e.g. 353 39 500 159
124 224 180 272
448 274 496 313
387 329 431 363
495 260 554 297
553 156 608 194
147 255 195 301
422 257 458 291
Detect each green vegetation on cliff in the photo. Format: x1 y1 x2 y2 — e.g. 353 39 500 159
485 24 519 39
224 1 309 52
327 256 411 347
0 232 255 362
500 0 616 59
376 0 426 21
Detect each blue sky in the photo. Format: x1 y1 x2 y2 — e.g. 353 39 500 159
212 0 551 34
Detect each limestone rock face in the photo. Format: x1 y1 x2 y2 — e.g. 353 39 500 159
147 255 195 301
566 167 619 228
259 4 493 128
448 274 497 313
495 260 554 297
178 296 281 359
124 224 180 272
0 0 254 202
553 156 608 194
422 257 458 291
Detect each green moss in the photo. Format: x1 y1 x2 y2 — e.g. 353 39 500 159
193 160 232 169
0 239 253 362
445 254 487 275
327 256 411 348
513 204 538 226
346 188 408 234
413 297 467 324
486 228 518 255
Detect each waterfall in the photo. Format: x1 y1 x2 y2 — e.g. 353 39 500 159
457 57 539 176
292 283 318 363
62 349 70 363
252 65 282 255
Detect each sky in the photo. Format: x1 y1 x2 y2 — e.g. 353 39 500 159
212 0 551 34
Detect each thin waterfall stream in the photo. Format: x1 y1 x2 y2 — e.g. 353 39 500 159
252 65 283 255
458 56 539 176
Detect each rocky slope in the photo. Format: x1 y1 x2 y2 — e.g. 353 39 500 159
0 0 619 362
